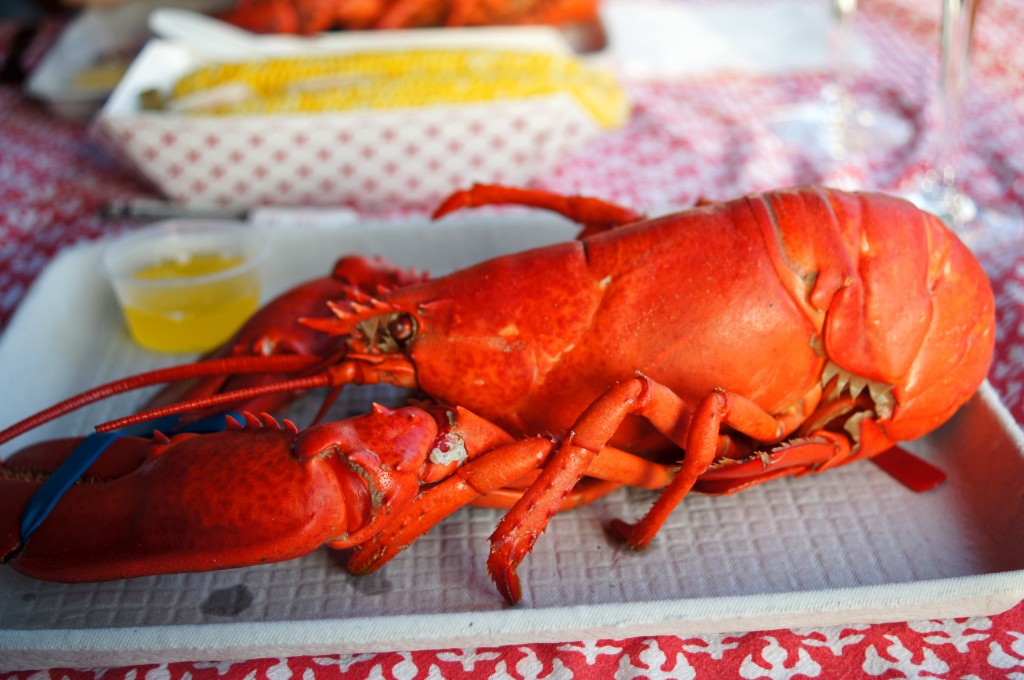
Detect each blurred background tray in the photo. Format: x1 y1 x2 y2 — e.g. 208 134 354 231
25 0 232 120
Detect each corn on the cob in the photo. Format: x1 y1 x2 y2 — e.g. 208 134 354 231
167 49 628 129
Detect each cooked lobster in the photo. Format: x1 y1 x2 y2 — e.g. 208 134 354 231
0 186 995 605
219 0 600 35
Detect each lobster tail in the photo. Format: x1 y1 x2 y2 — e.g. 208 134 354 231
879 207 995 439
748 187 995 442
820 189 994 440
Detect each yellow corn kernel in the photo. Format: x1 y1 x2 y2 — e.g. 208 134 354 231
174 50 585 98
168 49 629 130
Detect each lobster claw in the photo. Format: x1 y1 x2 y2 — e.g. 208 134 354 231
0 407 442 582
0 434 157 569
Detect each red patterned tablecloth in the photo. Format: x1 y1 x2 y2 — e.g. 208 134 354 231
1 0 1023 677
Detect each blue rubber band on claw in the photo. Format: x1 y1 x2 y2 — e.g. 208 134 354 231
18 432 121 543
18 411 242 545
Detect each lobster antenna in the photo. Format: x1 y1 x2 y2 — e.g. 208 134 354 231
431 183 643 231
0 355 320 448
96 374 333 432
310 385 344 425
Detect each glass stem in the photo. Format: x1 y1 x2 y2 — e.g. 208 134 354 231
819 0 859 158
933 0 977 195
829 0 857 86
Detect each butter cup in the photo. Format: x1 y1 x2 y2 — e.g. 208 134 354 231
103 220 269 353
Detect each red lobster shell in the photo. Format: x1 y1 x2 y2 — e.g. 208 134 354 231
0 185 995 604
219 0 601 35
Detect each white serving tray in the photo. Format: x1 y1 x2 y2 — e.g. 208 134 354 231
1 214 1023 671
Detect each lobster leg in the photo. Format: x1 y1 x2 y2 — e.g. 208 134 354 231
693 434 850 495
348 438 553 574
432 184 643 237
471 477 624 510
486 377 797 604
470 440 680 509
348 439 675 576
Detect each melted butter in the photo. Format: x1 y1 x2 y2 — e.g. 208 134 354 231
122 253 260 353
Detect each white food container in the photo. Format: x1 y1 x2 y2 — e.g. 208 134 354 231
93 27 615 209
25 0 233 121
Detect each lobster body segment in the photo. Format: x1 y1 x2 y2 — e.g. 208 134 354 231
0 186 995 604
392 204 825 440
324 187 992 449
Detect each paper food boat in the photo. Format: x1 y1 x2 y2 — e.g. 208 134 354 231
94 27 617 209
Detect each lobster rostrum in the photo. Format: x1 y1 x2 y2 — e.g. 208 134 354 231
0 185 995 605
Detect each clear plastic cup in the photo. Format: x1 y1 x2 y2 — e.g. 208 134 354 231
103 220 269 353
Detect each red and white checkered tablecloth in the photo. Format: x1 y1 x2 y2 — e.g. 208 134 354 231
1 0 1023 677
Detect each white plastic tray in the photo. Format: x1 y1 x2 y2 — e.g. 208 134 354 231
1 214 1023 671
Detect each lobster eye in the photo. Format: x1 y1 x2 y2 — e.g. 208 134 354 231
387 314 416 343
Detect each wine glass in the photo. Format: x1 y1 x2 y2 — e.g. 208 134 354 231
904 0 1021 252
905 0 977 227
768 0 913 164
